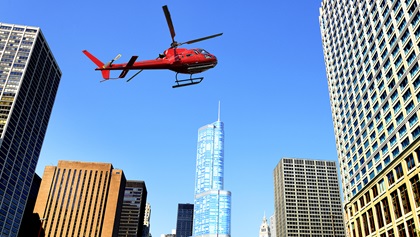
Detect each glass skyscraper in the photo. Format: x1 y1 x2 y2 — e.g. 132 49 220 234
193 105 231 237
0 22 61 236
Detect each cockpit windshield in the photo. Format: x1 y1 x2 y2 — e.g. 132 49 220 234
198 49 210 55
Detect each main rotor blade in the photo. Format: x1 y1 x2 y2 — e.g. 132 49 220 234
162 5 176 43
179 33 223 46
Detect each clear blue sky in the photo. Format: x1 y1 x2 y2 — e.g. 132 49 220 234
3 0 339 236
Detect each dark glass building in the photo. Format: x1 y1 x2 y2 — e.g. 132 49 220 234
176 203 194 237
17 174 41 237
118 180 148 237
0 22 61 237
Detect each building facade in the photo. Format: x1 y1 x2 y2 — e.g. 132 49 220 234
176 203 194 237
0 22 61 236
259 214 270 237
319 0 420 235
119 180 148 237
273 158 345 237
269 215 276 237
193 104 231 237
33 160 126 237
142 203 151 237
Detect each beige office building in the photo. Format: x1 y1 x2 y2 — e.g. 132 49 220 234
273 158 345 237
33 160 126 237
320 0 420 236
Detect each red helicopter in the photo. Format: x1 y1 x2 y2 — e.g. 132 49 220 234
83 5 222 88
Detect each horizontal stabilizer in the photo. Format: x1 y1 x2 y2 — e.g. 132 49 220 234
119 56 138 78
82 50 104 68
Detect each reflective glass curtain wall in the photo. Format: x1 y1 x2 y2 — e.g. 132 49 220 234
193 118 231 237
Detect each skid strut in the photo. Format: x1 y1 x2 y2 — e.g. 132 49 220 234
173 73 203 88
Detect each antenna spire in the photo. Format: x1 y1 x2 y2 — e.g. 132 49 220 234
218 101 221 121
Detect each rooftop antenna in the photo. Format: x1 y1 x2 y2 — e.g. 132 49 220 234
218 101 221 121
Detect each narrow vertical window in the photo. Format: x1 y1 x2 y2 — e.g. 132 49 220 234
391 191 402 218
399 184 411 214
375 203 384 228
382 197 392 224
407 219 416 237
410 175 420 207
397 223 406 237
368 208 375 233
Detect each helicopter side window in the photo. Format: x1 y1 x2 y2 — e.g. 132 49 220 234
193 50 199 54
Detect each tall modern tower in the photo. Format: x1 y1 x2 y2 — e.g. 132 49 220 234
0 22 61 236
193 103 231 237
273 158 345 237
33 160 126 237
176 203 194 237
320 0 420 236
119 180 148 237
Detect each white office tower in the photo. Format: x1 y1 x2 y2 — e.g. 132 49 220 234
320 0 420 235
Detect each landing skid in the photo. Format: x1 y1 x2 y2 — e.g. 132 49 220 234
173 73 203 88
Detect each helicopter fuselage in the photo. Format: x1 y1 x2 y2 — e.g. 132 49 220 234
99 48 218 75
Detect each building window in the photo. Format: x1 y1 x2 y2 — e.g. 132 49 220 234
388 228 395 237
367 208 375 233
382 197 392 224
416 148 420 163
351 222 356 237
365 191 371 203
397 222 406 237
407 218 416 237
387 171 395 185
384 155 391 166
375 203 384 228
413 126 420 138
356 217 363 237
395 164 404 179
373 185 379 198
379 179 385 193
405 155 415 170
410 175 420 207
362 213 370 235
409 114 418 127
396 113 404 125
399 184 411 214
391 191 402 218
392 147 400 157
